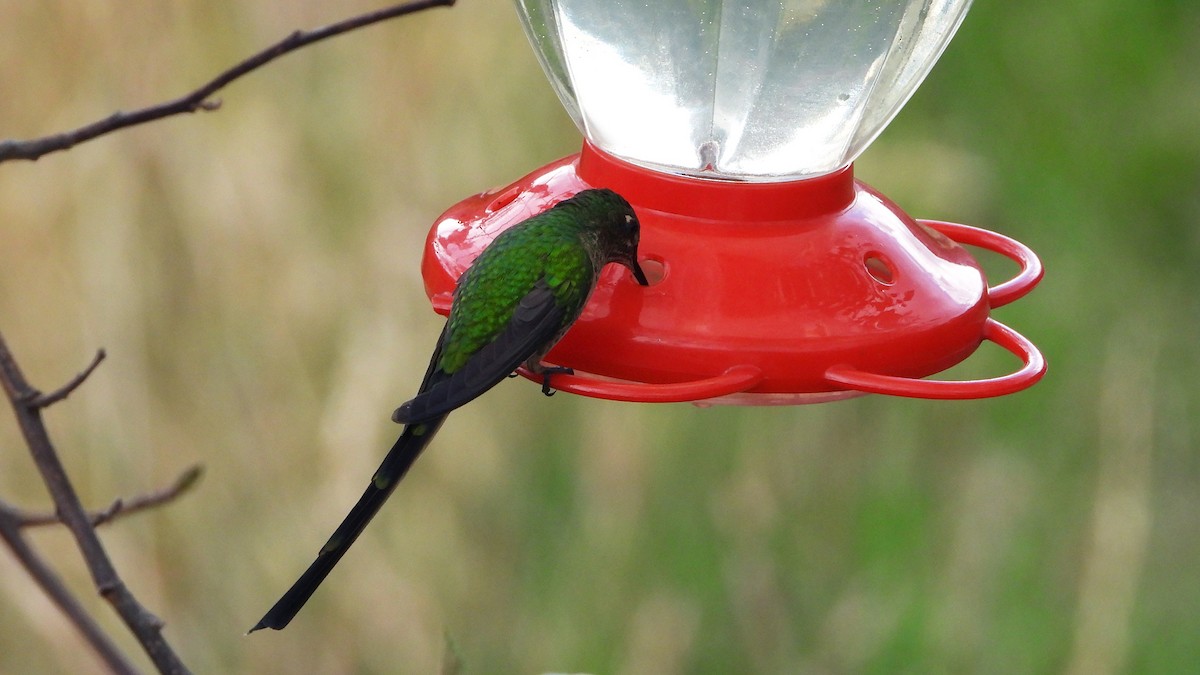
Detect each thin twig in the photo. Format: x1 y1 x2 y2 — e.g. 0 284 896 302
0 332 191 674
0 0 456 163
27 349 106 409
11 464 203 529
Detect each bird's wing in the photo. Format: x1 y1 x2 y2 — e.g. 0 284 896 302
394 279 564 423
417 321 451 391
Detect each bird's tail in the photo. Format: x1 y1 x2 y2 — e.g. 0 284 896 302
249 416 447 632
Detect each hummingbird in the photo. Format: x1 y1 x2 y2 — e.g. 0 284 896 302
250 188 648 632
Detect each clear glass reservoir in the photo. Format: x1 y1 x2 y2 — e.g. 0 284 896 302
515 0 973 180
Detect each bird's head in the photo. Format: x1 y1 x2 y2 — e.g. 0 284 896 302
566 188 649 286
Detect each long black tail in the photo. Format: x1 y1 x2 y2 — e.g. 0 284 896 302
250 415 447 632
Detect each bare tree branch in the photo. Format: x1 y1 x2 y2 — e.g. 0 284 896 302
26 349 106 409
2 2 458 671
0 332 191 674
9 464 203 529
0 0 456 163
0 464 200 671
0 505 140 675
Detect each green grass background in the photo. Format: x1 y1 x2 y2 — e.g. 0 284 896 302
1 1 1197 673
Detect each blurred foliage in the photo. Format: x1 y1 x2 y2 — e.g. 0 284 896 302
1 1 1197 673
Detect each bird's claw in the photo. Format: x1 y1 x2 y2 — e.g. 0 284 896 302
540 366 574 396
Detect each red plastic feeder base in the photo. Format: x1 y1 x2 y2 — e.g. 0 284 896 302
420 142 1044 404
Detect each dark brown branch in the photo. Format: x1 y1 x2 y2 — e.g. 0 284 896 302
0 505 140 675
12 464 203 529
2 3 458 670
26 349 106 409
0 0 456 163
0 332 191 674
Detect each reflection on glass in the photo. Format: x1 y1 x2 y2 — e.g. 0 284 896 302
516 0 972 180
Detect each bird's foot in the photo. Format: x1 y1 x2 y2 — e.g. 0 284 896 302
540 366 574 396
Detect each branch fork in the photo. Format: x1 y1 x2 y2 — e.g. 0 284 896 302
1 1 457 672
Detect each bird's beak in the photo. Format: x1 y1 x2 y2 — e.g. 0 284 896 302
631 259 649 286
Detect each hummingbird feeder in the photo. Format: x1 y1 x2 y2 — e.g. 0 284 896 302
420 0 1044 405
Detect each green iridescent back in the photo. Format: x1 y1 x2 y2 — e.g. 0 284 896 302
437 210 597 374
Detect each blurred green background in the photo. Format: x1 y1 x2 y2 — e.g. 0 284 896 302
1 1 1197 673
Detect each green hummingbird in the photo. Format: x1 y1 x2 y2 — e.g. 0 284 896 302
251 188 648 632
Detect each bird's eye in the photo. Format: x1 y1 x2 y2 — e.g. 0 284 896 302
622 213 638 237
